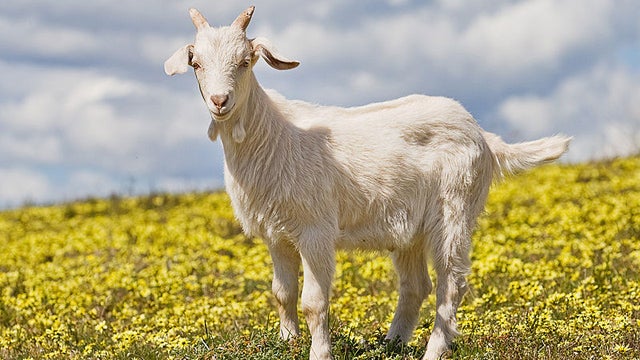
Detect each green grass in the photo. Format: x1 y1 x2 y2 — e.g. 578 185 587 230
1 157 639 359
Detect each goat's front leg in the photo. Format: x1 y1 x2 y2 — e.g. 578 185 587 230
300 239 335 360
268 241 302 340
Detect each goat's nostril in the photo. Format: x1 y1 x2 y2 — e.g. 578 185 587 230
211 94 229 109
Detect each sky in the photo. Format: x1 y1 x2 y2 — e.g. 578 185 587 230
1 0 639 208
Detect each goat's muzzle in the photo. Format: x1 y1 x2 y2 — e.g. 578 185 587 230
210 94 233 118
211 94 229 109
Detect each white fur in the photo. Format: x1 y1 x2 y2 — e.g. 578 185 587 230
165 7 570 360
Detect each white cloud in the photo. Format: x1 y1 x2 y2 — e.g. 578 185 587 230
0 134 62 164
256 22 357 67
0 15 97 58
0 167 52 206
256 0 629 107
141 34 191 68
349 71 380 92
65 170 119 199
154 175 223 194
0 59 217 207
460 0 612 74
498 63 640 161
0 61 207 167
2 68 140 153
498 95 553 135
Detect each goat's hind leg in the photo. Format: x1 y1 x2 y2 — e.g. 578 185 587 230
423 211 474 359
268 241 302 340
386 241 432 343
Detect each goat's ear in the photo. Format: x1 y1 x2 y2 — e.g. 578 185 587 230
251 37 299 70
164 44 194 76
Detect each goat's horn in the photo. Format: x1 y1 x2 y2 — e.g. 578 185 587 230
232 6 255 31
189 8 209 30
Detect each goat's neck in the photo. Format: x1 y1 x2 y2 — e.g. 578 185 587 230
218 75 297 172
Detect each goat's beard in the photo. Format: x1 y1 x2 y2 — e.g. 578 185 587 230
207 115 246 143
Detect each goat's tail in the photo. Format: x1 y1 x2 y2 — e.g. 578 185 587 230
483 131 571 180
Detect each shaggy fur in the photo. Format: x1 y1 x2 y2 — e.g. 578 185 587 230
165 7 570 360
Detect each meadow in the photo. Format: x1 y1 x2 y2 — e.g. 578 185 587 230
1 157 639 359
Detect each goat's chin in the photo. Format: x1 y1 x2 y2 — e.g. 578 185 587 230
211 108 233 121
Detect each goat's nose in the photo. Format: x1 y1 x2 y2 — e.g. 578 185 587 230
211 94 229 109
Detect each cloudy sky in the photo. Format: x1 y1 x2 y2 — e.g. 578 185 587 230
1 0 639 208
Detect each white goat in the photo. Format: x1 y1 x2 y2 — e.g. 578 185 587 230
165 7 570 360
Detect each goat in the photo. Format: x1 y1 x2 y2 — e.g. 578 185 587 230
165 7 570 360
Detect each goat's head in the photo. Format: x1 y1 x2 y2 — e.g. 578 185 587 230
164 6 299 140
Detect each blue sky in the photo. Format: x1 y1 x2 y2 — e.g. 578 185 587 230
1 0 639 208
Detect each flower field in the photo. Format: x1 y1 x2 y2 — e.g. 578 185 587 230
1 157 639 359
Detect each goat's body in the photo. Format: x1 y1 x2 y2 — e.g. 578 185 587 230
220 81 493 359
224 85 492 250
166 9 570 359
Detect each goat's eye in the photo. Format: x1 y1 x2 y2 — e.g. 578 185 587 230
241 57 251 68
191 61 201 70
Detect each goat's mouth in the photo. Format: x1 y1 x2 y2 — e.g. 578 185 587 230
211 106 233 120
